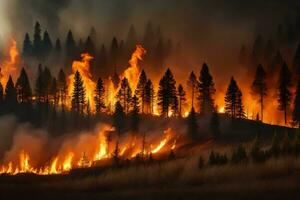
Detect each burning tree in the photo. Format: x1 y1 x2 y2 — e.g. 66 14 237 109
198 63 216 114
94 77 106 114
225 77 245 119
157 68 177 118
293 80 300 128
16 68 32 103
277 62 292 125
251 64 267 122
187 71 198 109
71 71 86 114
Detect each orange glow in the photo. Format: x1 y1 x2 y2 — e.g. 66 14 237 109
0 38 20 87
67 53 96 112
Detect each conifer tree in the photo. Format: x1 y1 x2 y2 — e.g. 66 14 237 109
55 38 62 52
57 69 67 106
187 71 198 109
293 44 300 75
84 36 96 56
50 78 58 106
198 63 216 114
277 62 292 124
33 22 42 58
42 31 53 57
145 79 154 114
94 77 106 113
251 64 267 121
135 70 148 113
35 64 44 102
157 68 177 118
110 37 119 68
16 68 32 103
177 84 186 116
264 39 275 64
225 77 241 118
71 71 86 114
43 67 52 103
117 77 132 114
187 107 199 140
5 76 17 104
22 33 32 57
125 25 137 50
65 30 76 67
236 88 246 119
130 95 140 132
113 101 126 135
238 45 247 66
293 80 300 128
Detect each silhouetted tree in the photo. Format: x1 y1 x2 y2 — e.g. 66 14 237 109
264 39 275 64
143 21 155 49
110 37 119 70
145 79 154 114
238 45 247 66
55 38 62 52
187 71 198 109
94 77 106 114
157 68 177 117
57 69 67 106
198 63 215 114
236 88 246 119
250 135 265 163
269 51 284 75
113 101 126 135
293 44 300 75
33 22 42 58
117 77 132 114
210 112 221 139
269 132 280 158
225 77 243 119
35 64 44 102
16 68 32 103
125 25 137 51
71 71 86 114
251 64 267 121
177 84 186 116
187 107 199 140
84 36 96 56
130 95 139 132
65 30 77 68
282 132 292 155
43 67 52 103
97 45 108 76
5 76 17 105
135 70 148 113
22 33 32 57
293 81 300 127
50 78 58 106
231 145 247 164
42 31 53 58
277 62 292 124
250 35 264 69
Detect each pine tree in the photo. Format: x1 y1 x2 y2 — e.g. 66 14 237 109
293 44 300 75
65 30 76 67
16 68 32 103
22 33 32 57
236 88 246 119
55 38 62 52
269 51 284 75
35 64 44 102
264 39 275 64
251 64 267 121
57 69 67 106
177 84 186 117
50 78 58 106
251 35 264 68
225 77 242 119
135 70 148 113
125 25 137 51
293 80 300 127
71 71 86 114
198 63 216 114
277 62 292 125
43 67 53 103
143 21 155 49
33 22 42 58
117 77 132 114
5 76 17 103
210 112 221 139
110 37 119 69
42 31 53 57
130 95 140 133
113 101 126 135
145 79 154 114
94 77 106 113
157 68 177 118
187 107 199 140
84 36 96 56
187 71 198 109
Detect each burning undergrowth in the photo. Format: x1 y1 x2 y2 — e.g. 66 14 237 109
0 115 190 175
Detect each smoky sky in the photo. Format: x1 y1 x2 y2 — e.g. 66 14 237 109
2 0 300 77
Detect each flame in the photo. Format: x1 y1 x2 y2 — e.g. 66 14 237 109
67 53 96 111
151 128 173 154
122 45 146 92
0 38 20 87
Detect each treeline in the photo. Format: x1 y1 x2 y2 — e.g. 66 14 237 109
198 131 300 168
22 21 178 77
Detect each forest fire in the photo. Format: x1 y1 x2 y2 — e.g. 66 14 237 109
0 126 179 175
0 38 20 87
